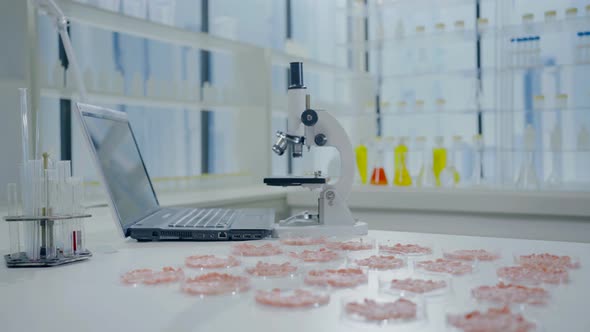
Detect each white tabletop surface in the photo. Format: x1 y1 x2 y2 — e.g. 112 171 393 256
1 230 589 332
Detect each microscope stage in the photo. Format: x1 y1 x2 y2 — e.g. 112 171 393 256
264 177 326 187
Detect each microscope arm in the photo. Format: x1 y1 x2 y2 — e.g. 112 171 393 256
302 110 354 200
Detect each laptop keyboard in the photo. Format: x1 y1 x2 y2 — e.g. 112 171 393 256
168 209 236 229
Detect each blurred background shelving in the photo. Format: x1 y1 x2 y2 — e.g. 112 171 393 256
0 0 589 204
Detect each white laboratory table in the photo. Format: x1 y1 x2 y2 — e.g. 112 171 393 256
1 230 589 332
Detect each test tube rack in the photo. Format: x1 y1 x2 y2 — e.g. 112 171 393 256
3 214 92 267
4 154 93 268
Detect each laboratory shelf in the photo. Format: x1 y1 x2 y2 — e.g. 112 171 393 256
338 0 485 17
53 0 257 54
501 16 590 37
41 88 264 113
53 0 358 77
381 68 481 80
339 29 496 50
500 62 590 73
380 62 590 81
380 106 589 116
381 109 483 116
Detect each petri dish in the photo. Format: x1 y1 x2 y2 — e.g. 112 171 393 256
347 251 407 272
325 236 376 252
255 287 330 310
442 248 502 262
379 273 452 298
378 240 433 257
414 258 477 277
341 293 427 328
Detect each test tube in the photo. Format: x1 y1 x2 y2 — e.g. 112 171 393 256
42 168 57 259
522 13 534 25
565 8 578 19
63 177 75 256
56 161 71 253
415 99 425 112
69 177 85 254
544 10 557 23
436 98 446 112
7 183 21 259
397 101 407 113
18 88 30 164
534 36 541 67
555 94 568 109
576 32 584 64
477 18 489 31
533 95 545 110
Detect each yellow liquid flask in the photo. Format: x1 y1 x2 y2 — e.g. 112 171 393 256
394 137 412 186
370 138 389 186
432 136 447 187
355 143 368 184
440 135 462 187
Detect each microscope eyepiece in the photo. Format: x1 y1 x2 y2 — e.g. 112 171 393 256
288 62 305 89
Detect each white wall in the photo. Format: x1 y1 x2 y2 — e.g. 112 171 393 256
0 1 29 204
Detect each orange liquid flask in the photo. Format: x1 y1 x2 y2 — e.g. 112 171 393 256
370 139 389 186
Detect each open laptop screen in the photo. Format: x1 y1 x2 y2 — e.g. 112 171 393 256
78 105 159 231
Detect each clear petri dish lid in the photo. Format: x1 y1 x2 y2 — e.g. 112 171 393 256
288 247 343 265
254 287 330 310
341 293 427 328
304 267 368 290
378 239 434 257
279 232 327 247
243 257 302 279
413 258 477 277
470 282 551 309
184 254 241 270
325 236 376 252
446 305 542 332
379 272 452 298
231 241 284 257
346 251 407 272
414 258 478 277
496 264 569 286
512 251 581 269
119 265 185 287
181 271 251 297
442 248 502 262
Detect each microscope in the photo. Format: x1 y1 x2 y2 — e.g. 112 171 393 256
264 62 368 237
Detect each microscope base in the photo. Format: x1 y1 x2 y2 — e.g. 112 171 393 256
273 221 368 238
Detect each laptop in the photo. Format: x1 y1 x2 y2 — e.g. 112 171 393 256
74 103 275 241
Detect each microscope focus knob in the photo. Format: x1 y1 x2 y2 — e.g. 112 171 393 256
314 134 327 146
301 109 318 126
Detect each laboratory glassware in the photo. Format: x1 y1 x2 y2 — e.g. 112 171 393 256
393 137 412 187
355 142 368 185
471 134 485 186
546 125 562 188
440 136 462 188
432 136 447 187
415 137 436 188
4 157 92 267
516 125 540 190
370 137 389 186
